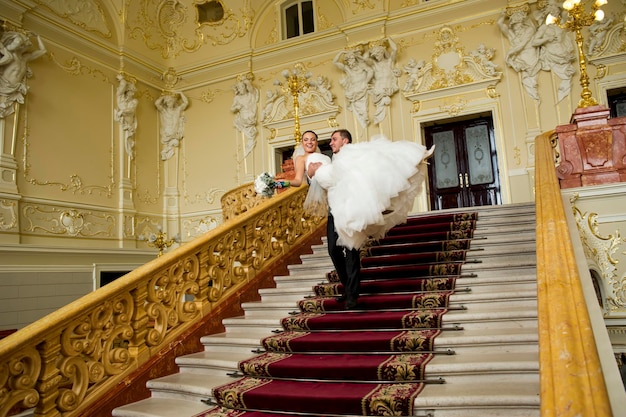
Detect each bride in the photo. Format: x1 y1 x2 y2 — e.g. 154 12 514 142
290 129 432 250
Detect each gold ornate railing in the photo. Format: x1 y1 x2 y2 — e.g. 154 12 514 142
535 131 612 417
221 182 267 221
0 185 322 417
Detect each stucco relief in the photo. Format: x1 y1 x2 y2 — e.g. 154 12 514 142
401 26 503 125
402 25 502 101
22 204 115 237
127 0 254 58
182 215 221 240
261 66 339 127
587 17 626 58
34 0 111 37
0 199 18 231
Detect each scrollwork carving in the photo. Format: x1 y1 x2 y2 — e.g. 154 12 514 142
128 0 254 58
0 199 18 231
0 347 41 416
571 200 626 311
23 205 115 237
144 256 201 346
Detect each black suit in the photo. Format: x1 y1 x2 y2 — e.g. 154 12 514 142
327 211 361 302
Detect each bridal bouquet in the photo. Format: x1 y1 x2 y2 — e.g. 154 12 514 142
254 172 290 197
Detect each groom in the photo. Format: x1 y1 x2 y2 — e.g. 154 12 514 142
307 129 361 310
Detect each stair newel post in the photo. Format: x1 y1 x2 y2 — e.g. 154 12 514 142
128 286 150 363
34 337 62 417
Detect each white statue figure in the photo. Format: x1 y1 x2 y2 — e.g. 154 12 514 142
532 1 576 102
0 31 46 118
470 43 499 76
155 91 189 161
311 75 333 104
115 74 138 159
231 77 259 156
402 58 426 92
587 15 614 56
334 48 373 128
497 9 541 101
261 89 280 123
366 37 400 125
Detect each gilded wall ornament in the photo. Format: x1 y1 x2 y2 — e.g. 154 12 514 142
128 0 254 58
402 25 502 99
51 55 109 82
23 205 115 237
440 97 467 116
351 0 376 14
0 199 18 231
514 146 521 166
26 174 114 197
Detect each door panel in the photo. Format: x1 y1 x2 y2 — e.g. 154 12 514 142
425 116 501 210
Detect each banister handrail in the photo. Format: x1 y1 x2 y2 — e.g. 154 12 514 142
0 185 322 417
534 131 613 417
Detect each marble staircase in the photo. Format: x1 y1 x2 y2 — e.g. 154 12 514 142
113 202 540 417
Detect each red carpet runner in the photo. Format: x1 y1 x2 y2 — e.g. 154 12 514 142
199 212 478 417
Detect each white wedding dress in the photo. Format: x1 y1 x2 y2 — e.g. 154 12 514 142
303 135 431 250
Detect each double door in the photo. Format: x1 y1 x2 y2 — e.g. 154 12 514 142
424 117 501 210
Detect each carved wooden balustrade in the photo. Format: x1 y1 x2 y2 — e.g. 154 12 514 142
0 185 322 417
535 131 612 417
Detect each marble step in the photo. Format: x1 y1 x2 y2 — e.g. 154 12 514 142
285 252 536 278
266 265 537 287
141 328 539 404
222 303 538 335
173 349 538 382
198 323 538 358
413 381 540 417
137 360 539 410
239 290 537 318
112 397 211 417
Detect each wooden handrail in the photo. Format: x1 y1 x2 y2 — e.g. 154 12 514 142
0 185 322 417
534 131 613 417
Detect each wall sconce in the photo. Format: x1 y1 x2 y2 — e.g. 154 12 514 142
139 225 180 257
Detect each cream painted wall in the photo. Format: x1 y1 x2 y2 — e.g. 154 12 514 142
0 0 625 329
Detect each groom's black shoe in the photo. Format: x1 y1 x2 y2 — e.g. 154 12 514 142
345 297 358 310
335 295 346 302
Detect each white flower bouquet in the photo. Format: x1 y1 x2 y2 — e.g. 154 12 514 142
254 172 290 197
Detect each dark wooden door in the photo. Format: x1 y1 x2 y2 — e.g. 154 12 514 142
425 116 501 210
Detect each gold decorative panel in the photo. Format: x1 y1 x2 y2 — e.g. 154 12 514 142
126 0 255 58
22 204 115 238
